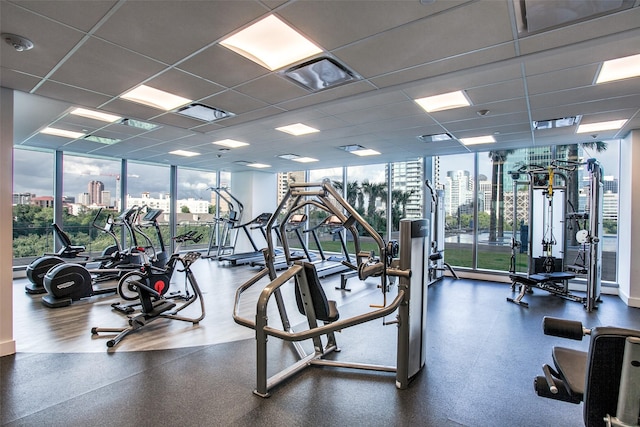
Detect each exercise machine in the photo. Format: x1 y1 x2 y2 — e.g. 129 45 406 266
25 223 90 294
39 206 165 308
217 212 275 266
204 187 243 259
534 316 640 426
508 160 603 311
425 180 458 283
233 179 430 397
25 207 130 294
91 251 205 349
112 231 203 313
302 214 352 278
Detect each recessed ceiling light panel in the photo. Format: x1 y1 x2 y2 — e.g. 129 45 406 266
70 108 122 123
576 119 627 133
247 162 270 168
276 123 319 135
169 149 200 157
596 53 640 84
415 90 471 113
292 156 318 163
212 139 249 148
352 149 381 157
220 15 322 71
40 127 84 139
121 85 192 111
460 135 496 145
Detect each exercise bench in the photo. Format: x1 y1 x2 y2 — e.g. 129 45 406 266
508 271 580 307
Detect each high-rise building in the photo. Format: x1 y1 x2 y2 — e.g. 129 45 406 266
277 171 305 204
88 180 104 205
387 160 423 218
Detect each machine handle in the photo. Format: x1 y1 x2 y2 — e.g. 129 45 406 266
542 364 558 394
542 317 586 340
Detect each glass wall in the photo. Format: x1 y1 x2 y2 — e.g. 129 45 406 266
13 141 620 283
61 154 122 257
126 162 171 254
435 153 476 269
12 148 54 265
176 167 217 252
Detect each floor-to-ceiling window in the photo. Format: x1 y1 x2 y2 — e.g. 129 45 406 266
176 167 217 252
12 148 54 265
435 153 476 269
126 162 170 254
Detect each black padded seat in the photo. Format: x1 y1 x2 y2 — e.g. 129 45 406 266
552 347 587 400
295 261 339 323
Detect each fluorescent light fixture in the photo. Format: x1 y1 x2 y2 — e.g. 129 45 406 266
277 153 299 160
415 90 471 113
284 57 358 91
417 133 453 143
576 119 627 133
120 85 192 111
596 53 640 84
460 135 496 145
276 123 319 136
176 103 234 122
292 156 318 163
247 162 270 168
120 118 158 130
40 127 84 139
212 139 249 148
219 15 323 71
352 149 381 157
84 135 121 145
533 116 581 130
169 149 200 157
70 108 121 123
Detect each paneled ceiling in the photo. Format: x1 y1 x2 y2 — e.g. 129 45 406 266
1 0 639 173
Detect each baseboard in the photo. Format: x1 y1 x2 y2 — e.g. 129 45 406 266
617 288 640 308
0 339 16 356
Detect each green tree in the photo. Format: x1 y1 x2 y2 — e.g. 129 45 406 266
181 205 191 213
488 150 514 242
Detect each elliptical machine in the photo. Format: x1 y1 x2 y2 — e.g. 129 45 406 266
25 208 123 294
37 206 164 308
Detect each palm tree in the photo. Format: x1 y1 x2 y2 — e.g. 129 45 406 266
332 180 361 210
559 141 607 245
361 180 386 218
488 150 515 242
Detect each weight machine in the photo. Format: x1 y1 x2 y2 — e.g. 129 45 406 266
508 159 603 311
233 179 430 397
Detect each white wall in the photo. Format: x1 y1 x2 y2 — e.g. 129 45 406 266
617 129 640 307
1 88 16 356
231 171 277 253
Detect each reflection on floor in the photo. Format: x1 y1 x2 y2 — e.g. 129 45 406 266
3 258 640 426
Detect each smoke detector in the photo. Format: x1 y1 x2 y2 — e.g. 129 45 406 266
2 33 34 52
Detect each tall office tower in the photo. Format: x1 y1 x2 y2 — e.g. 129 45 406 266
77 192 91 206
387 160 423 218
88 180 104 205
445 170 474 217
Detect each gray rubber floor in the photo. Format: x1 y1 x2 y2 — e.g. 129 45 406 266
3 277 640 426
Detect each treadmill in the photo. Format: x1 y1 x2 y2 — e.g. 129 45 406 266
218 212 274 266
303 215 352 278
